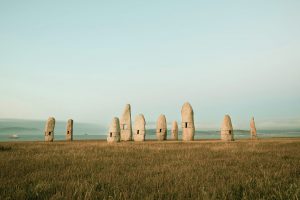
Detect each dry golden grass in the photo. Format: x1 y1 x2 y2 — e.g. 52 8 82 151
0 138 299 199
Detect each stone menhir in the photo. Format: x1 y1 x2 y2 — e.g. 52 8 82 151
107 117 121 143
250 117 257 139
133 114 146 142
66 119 73 141
181 102 195 141
45 117 55 142
120 104 132 141
171 121 178 140
221 115 234 141
156 114 167 141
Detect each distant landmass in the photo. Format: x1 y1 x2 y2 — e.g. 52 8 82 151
0 118 299 142
0 127 40 132
0 118 106 135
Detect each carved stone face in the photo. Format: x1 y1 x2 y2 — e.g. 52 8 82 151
181 102 195 141
120 104 133 141
66 119 73 141
45 117 55 142
156 114 167 141
221 115 234 141
133 114 146 142
107 117 121 143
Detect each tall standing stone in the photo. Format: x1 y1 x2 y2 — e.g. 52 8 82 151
107 117 121 143
221 115 234 141
66 119 73 141
120 104 132 141
156 114 167 141
181 102 195 141
45 117 55 142
133 114 146 142
250 117 257 139
171 121 178 140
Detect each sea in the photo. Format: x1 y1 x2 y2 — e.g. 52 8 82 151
0 119 299 142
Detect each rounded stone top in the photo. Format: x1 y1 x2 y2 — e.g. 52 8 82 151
172 121 178 130
156 114 167 129
48 117 55 122
122 104 131 115
181 102 194 122
67 119 73 128
45 117 55 130
124 104 131 110
250 117 256 129
109 117 120 132
221 115 233 131
134 114 146 130
121 104 131 123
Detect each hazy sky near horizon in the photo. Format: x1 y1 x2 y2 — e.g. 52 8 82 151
0 1 300 129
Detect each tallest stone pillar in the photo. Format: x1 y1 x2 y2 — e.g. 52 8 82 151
181 102 195 141
120 104 132 141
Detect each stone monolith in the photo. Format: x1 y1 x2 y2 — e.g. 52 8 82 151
133 114 146 141
181 102 195 141
45 117 55 142
250 117 257 139
171 121 178 140
120 104 132 141
107 117 121 143
66 119 73 141
221 115 234 141
156 114 167 141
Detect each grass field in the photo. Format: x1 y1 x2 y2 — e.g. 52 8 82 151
0 138 299 199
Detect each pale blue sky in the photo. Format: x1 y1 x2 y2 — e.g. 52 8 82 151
0 1 300 129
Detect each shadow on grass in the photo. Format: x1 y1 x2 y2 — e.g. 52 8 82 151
0 145 12 151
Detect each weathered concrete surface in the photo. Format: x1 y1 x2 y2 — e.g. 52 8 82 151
221 115 234 141
250 117 257 139
156 114 167 141
107 117 121 143
171 121 178 140
66 119 73 141
181 102 195 141
133 114 146 142
120 104 132 141
45 117 55 142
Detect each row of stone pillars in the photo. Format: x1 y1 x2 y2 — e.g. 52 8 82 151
44 118 73 142
44 102 257 142
107 102 257 143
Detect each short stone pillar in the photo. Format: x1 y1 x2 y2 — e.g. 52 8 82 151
171 121 178 140
156 114 167 141
107 117 121 143
250 117 257 139
45 117 55 142
133 114 146 142
181 102 195 141
221 115 234 141
66 119 73 141
120 104 132 141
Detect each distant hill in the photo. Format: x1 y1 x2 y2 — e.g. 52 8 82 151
0 118 106 135
0 127 41 134
0 127 40 132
